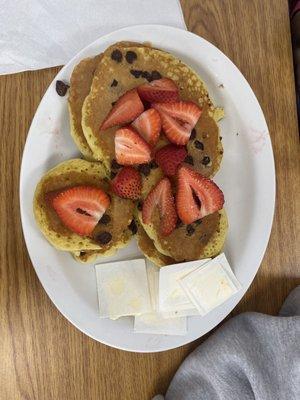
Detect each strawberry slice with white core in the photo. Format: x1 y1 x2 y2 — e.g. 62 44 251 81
157 111 191 145
131 108 161 147
51 186 110 236
142 177 177 236
153 101 202 145
137 78 179 103
115 127 152 165
100 89 144 130
176 165 224 224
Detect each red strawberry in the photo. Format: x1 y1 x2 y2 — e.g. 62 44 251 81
153 101 202 145
155 144 187 176
51 186 110 236
137 78 179 103
111 167 141 200
115 127 152 165
100 89 144 130
131 108 161 147
176 165 224 224
142 177 177 236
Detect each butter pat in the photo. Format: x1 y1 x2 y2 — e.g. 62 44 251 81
95 259 152 319
180 253 242 315
134 313 187 335
159 259 211 314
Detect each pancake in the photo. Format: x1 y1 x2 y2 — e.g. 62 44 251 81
138 208 228 263
136 162 228 262
33 159 135 252
68 55 102 160
81 41 224 176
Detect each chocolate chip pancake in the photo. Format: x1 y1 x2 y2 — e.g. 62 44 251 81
138 208 228 262
81 41 224 176
33 159 135 252
137 163 228 263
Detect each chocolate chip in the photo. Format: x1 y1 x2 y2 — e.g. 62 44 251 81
125 51 137 64
202 156 211 166
195 219 202 225
138 163 151 176
190 128 196 140
150 160 158 169
128 219 138 235
186 225 195 236
137 201 143 211
110 171 117 179
219 150 223 155
96 232 112 245
79 251 86 256
220 136 223 141
184 155 194 165
176 219 183 229
141 71 152 82
151 70 162 81
111 79 118 87
111 101 117 106
130 69 143 78
111 159 121 170
111 49 122 62
99 214 111 225
56 80 69 96
194 140 204 150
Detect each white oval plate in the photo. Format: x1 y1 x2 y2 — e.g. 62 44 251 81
20 25 275 352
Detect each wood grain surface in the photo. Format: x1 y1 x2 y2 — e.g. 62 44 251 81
1 1 299 399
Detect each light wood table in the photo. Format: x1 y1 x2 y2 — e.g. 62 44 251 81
1 1 299 399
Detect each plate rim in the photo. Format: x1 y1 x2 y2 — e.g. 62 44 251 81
20 24 275 353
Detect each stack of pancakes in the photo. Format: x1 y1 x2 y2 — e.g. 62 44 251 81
34 41 228 266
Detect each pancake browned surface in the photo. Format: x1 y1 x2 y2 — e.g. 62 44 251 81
68 55 102 160
136 223 175 267
33 159 135 252
82 42 223 176
138 208 228 263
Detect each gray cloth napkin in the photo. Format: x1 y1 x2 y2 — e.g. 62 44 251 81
154 286 300 400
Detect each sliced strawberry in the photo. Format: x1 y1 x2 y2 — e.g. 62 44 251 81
153 101 202 145
153 101 202 126
142 177 177 236
115 127 152 165
100 89 144 130
51 186 110 236
131 108 161 147
155 144 187 176
156 111 190 145
111 167 141 200
137 78 179 103
176 165 224 224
